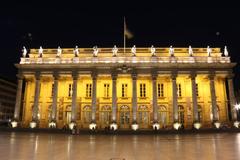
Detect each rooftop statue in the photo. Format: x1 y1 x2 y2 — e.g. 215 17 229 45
151 45 156 56
207 46 212 57
22 46 27 58
169 45 174 57
188 45 193 56
112 45 118 57
74 46 79 57
93 46 98 57
131 45 136 56
224 46 228 57
57 46 62 57
38 46 43 58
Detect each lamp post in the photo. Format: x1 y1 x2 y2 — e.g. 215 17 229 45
233 104 240 128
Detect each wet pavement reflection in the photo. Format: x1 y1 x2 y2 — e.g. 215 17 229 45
0 132 240 160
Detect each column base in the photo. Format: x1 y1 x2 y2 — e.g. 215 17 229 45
173 122 181 130
69 122 76 130
131 123 139 131
213 121 221 129
233 121 240 128
193 122 202 130
48 121 57 128
29 121 37 129
110 122 118 131
152 122 160 130
11 120 18 128
89 122 97 130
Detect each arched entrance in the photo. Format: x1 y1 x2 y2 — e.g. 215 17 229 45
65 105 71 124
99 105 111 128
82 105 91 124
119 105 130 129
210 105 220 121
137 105 149 128
178 105 184 124
197 105 203 122
158 105 168 127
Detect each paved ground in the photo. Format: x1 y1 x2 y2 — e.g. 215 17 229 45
0 132 240 160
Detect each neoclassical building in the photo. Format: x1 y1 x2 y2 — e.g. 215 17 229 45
12 46 239 130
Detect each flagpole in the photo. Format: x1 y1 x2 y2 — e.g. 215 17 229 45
124 17 126 54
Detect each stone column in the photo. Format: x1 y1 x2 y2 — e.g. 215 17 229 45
51 72 59 123
111 73 117 122
227 75 237 120
209 74 218 122
91 73 97 123
152 73 158 123
171 73 178 122
191 73 199 122
132 73 137 123
13 74 23 121
32 72 41 122
71 72 78 123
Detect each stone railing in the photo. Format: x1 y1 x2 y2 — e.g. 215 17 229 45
20 56 230 64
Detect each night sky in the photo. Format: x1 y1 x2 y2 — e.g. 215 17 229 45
0 2 240 89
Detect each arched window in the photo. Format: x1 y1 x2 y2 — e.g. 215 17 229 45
158 105 168 126
82 105 91 123
100 105 111 125
178 105 184 124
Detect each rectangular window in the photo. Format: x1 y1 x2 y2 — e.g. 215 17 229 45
104 83 110 98
68 84 73 97
140 83 146 98
158 83 164 97
86 84 92 97
177 83 182 97
196 83 199 97
51 83 54 97
121 84 128 97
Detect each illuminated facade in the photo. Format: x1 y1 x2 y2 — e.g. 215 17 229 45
13 46 238 129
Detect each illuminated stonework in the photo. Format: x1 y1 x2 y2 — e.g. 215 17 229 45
13 47 238 130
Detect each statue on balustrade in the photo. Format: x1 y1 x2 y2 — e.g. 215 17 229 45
151 45 156 56
74 46 79 57
112 45 118 57
57 46 62 57
224 46 228 57
22 46 27 58
131 45 136 56
207 46 212 57
188 45 193 56
93 46 98 57
38 46 43 58
169 45 174 57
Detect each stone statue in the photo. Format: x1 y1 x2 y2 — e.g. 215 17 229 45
169 45 174 57
150 45 156 56
112 45 118 57
93 46 98 57
38 46 43 58
73 46 79 57
188 45 193 56
57 46 62 57
207 46 212 57
22 46 27 58
224 46 228 57
131 45 136 56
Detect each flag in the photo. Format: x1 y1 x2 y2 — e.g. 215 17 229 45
124 18 133 39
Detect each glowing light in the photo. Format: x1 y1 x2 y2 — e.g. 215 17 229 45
30 121 37 128
173 122 181 130
110 123 118 131
194 122 201 130
48 121 56 128
152 123 160 130
234 121 240 128
89 123 97 130
131 123 139 131
235 104 240 110
69 122 76 130
11 121 18 128
214 122 221 129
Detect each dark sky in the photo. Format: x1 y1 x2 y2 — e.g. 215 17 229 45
0 1 240 89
